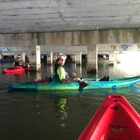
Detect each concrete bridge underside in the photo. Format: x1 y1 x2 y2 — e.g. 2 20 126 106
0 0 140 33
0 29 140 72
1 0 140 72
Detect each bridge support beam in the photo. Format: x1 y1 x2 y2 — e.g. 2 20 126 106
109 51 115 66
71 54 76 63
87 44 98 73
21 52 26 63
75 52 82 65
47 52 53 64
28 45 41 71
0 53 3 60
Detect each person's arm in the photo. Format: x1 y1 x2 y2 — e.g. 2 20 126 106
69 71 76 78
71 72 76 76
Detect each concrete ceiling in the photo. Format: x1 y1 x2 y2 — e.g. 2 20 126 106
0 0 140 33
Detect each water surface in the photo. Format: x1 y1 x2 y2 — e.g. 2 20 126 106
0 61 140 140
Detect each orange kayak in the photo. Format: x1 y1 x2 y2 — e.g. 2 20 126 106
78 95 140 140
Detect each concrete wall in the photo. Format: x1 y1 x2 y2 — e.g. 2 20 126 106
0 29 140 72
0 29 140 47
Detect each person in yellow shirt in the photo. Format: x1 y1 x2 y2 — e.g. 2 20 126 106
52 53 82 83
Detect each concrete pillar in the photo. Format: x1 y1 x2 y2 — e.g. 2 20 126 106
36 46 41 65
71 62 76 71
75 52 82 65
47 52 53 64
28 45 41 71
0 53 3 63
0 53 3 60
87 44 98 73
41 54 45 59
109 51 115 66
71 54 76 63
21 52 25 63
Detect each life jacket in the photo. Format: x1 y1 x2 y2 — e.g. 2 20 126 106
14 61 20 66
51 63 71 83
54 63 70 78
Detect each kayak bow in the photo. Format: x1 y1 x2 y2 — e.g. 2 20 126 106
78 95 140 140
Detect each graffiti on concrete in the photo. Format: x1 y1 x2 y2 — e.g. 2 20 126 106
30 50 36 56
121 45 132 51
13 47 24 51
0 47 10 52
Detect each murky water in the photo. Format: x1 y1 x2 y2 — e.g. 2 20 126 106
0 60 140 140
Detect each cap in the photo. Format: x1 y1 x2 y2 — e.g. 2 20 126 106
56 53 67 59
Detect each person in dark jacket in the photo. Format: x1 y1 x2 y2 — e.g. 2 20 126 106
12 55 21 67
12 55 29 69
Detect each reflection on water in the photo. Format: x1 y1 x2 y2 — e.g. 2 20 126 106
0 61 140 140
50 94 68 129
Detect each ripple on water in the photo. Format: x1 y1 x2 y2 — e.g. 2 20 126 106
1 62 140 140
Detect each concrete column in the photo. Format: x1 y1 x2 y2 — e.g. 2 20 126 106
36 46 41 65
0 53 3 60
21 52 25 63
28 45 41 71
41 54 45 59
75 52 82 65
71 54 76 63
87 44 98 73
109 51 115 66
47 52 53 64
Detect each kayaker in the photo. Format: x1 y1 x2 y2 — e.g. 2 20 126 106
52 53 82 83
12 55 29 69
12 55 22 68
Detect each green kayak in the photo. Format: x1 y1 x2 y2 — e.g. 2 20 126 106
8 76 140 91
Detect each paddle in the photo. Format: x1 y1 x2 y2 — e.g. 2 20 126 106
78 78 89 93
79 82 88 88
78 76 109 92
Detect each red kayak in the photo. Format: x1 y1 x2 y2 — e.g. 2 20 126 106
78 95 140 140
2 66 29 74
